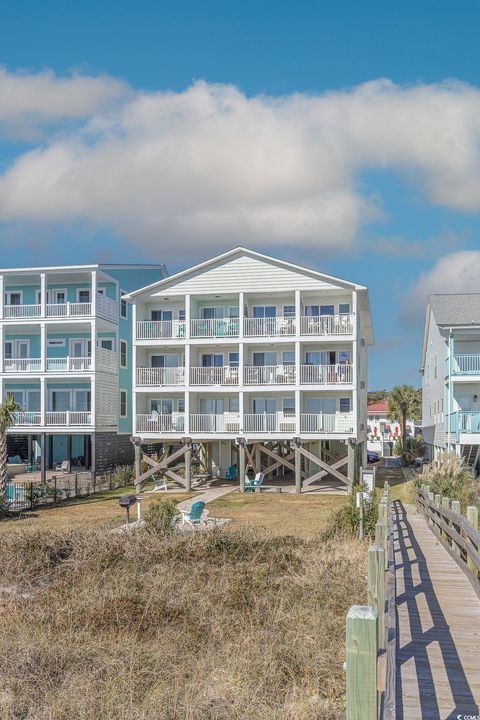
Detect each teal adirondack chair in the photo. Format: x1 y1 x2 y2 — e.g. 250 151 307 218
225 465 238 481
245 472 265 492
179 500 207 526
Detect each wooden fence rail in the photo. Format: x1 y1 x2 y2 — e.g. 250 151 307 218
416 484 480 595
345 482 396 720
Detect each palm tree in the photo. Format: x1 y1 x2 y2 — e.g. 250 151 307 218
0 393 21 507
388 385 421 448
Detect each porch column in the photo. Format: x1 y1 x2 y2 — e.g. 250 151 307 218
295 289 301 337
40 432 46 484
132 303 137 436
351 290 358 439
185 443 192 492
0 324 4 373
91 433 96 480
185 293 191 340
0 274 4 319
184 343 190 435
90 376 96 427
90 320 97 370
40 273 47 317
40 376 46 426
347 441 356 492
238 439 246 492
294 438 302 494
40 322 46 372
91 271 98 316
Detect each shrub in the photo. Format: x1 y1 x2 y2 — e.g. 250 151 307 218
143 498 178 533
323 483 378 539
417 452 480 512
394 435 425 465
113 464 134 487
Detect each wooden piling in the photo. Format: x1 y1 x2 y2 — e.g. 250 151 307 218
346 605 378 720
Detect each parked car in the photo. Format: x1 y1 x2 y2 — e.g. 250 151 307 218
367 450 380 464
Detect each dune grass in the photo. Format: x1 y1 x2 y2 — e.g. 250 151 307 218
0 519 366 719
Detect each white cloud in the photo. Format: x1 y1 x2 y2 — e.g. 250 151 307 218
403 250 480 322
2 76 480 258
0 67 131 137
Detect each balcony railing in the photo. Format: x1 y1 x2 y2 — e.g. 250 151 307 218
244 317 295 337
300 314 354 335
136 413 185 433
190 413 241 432
3 292 118 323
244 413 296 433
136 367 185 387
300 364 353 384
4 358 42 372
46 357 92 372
190 366 239 385
12 411 42 426
46 411 92 426
452 354 480 375
244 365 296 384
190 318 240 338
451 411 480 434
301 412 354 433
136 320 186 340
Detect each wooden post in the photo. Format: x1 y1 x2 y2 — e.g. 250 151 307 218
346 605 378 720
451 500 461 556
255 444 261 473
185 445 192 492
441 496 450 542
466 506 479 579
428 492 434 526
239 441 245 493
295 442 302 494
134 443 142 494
375 520 386 550
434 494 441 534
367 546 385 650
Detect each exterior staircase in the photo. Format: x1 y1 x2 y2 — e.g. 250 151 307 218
461 444 480 468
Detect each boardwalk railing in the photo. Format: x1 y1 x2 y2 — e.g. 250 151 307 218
416 484 480 593
345 483 396 720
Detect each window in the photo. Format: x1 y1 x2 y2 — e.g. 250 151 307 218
77 289 91 303
305 351 321 365
120 340 127 368
320 305 335 316
338 351 352 365
339 303 350 315
51 289 67 304
282 351 295 366
253 306 276 318
48 339 66 348
151 309 172 321
201 354 223 367
282 397 295 416
8 390 24 407
74 390 91 412
27 390 40 412
4 342 12 359
339 397 351 413
120 293 128 319
201 307 224 319
5 291 22 306
120 390 127 418
228 352 239 367
98 338 114 351
283 305 295 317
253 351 277 366
178 309 186 321
228 307 239 318
305 305 319 317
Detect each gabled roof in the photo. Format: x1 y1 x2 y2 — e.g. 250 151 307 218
124 246 368 299
367 400 389 413
421 293 480 370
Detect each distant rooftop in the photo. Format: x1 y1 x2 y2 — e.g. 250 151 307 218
367 400 389 413
429 293 480 327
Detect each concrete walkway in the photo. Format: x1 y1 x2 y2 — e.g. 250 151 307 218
177 484 237 512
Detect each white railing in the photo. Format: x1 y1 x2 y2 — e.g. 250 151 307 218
453 354 480 375
136 320 186 340
136 367 185 386
4 358 41 372
301 412 353 433
136 413 185 433
189 413 241 433
96 348 118 373
46 357 93 372
96 293 118 322
243 413 296 433
244 365 296 384
190 366 239 385
300 364 353 384
4 304 41 319
244 316 296 337
190 318 240 338
45 411 92 426
300 314 354 335
46 302 93 317
12 411 42 426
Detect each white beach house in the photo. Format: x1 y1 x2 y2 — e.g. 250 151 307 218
126 247 373 492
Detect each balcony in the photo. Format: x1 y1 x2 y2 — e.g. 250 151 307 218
451 411 480 434
11 411 92 428
244 316 295 337
136 413 185 433
190 413 241 432
136 367 185 387
300 412 354 433
300 314 354 335
244 413 296 433
136 320 186 340
3 293 118 323
191 318 239 339
452 354 480 375
300 364 353 384
3 349 117 374
190 366 239 386
244 365 296 385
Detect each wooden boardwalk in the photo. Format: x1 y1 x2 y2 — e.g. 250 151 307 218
394 502 480 719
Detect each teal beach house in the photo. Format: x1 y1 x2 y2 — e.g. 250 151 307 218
0 262 166 478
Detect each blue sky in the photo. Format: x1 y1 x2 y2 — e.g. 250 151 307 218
1 0 480 389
